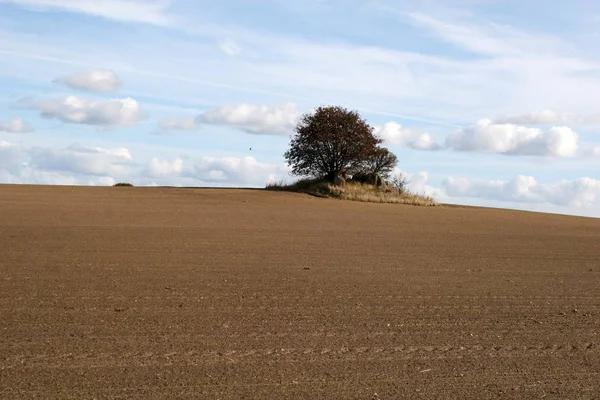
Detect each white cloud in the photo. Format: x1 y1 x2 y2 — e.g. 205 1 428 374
444 175 600 208
409 133 442 151
446 119 579 157
0 0 173 25
156 117 199 133
375 122 441 150
10 168 117 186
4 7 600 127
17 169 80 186
27 96 142 127
144 157 183 177
185 156 287 186
1 141 287 188
30 143 133 176
54 69 121 92
375 122 414 146
0 141 129 185
88 176 116 186
385 168 445 202
404 171 441 197
404 11 564 58
142 155 288 187
0 116 34 133
406 12 521 57
199 103 300 136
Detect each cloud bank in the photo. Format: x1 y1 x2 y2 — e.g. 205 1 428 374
444 175 600 208
446 119 578 157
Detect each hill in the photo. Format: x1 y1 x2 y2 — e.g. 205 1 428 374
2 185 599 399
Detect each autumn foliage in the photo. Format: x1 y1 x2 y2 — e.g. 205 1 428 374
285 106 397 182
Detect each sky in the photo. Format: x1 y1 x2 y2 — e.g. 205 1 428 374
1 0 600 217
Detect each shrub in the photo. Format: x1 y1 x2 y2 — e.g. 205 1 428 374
266 179 436 206
113 182 134 187
388 173 408 194
266 178 331 197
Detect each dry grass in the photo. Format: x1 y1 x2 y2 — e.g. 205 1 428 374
266 179 437 206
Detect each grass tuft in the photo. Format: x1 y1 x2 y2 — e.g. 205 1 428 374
266 179 437 206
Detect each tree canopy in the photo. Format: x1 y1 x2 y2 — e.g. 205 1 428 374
285 106 396 182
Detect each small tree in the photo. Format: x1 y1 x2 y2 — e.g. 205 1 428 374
285 106 382 182
357 147 398 179
389 173 408 193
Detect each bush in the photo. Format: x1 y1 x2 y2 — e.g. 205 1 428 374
113 182 134 187
266 178 331 197
266 178 436 206
388 173 408 194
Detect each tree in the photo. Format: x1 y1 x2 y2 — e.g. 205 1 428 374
285 106 383 182
357 147 398 179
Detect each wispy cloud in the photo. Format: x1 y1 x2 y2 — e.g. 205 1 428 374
0 0 174 25
54 69 121 92
493 110 600 125
158 117 199 131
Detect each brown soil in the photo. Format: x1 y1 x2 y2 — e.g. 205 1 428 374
1 185 599 399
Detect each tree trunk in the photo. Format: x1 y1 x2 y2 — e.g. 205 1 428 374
326 170 338 183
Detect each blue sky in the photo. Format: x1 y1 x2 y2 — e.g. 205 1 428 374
1 0 599 217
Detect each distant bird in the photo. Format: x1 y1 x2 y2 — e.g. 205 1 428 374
249 147 252 151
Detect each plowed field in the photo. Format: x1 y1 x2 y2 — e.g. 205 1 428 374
1 185 599 399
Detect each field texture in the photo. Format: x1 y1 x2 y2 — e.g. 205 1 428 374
1 185 600 399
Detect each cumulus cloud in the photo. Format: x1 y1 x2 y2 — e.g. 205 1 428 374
390 168 443 198
493 110 585 125
9 168 117 186
154 117 199 134
446 119 578 157
410 132 442 151
375 122 441 150
0 116 34 133
88 176 116 186
54 69 121 92
185 156 286 185
144 157 183 177
30 143 133 176
0 141 129 185
199 103 300 136
444 175 600 208
27 96 142 127
142 155 288 186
